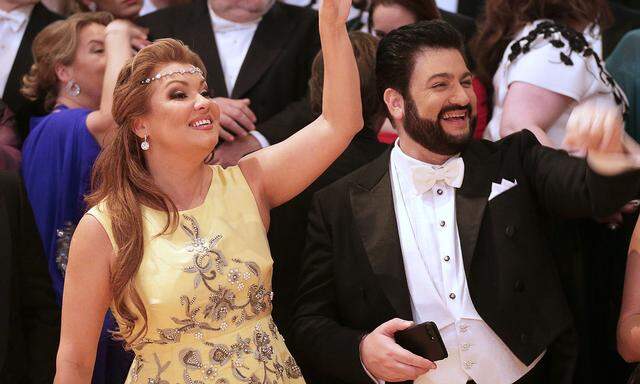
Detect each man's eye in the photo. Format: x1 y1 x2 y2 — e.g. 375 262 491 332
461 80 473 87
432 83 446 88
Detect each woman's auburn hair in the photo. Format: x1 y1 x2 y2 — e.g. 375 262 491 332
470 0 613 89
86 38 207 349
20 12 114 111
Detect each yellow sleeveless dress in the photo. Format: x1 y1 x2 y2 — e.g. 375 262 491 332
88 165 305 384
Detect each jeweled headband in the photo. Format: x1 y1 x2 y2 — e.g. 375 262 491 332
140 65 204 85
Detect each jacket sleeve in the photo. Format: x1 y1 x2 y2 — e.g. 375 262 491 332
520 129 640 218
256 97 315 145
290 193 373 384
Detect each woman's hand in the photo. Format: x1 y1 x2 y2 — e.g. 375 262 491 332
320 0 352 26
105 19 150 51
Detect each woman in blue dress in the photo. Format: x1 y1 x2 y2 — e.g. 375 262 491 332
19 12 149 384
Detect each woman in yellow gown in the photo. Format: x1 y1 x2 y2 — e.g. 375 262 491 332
54 1 362 383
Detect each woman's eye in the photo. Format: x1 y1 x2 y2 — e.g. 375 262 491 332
170 91 187 99
432 83 446 88
200 90 211 98
461 80 473 87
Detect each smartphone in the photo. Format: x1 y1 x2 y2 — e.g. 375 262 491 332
394 321 448 361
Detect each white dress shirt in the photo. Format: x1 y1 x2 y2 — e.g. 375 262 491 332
139 0 158 16
375 141 543 384
435 0 458 13
208 6 270 147
0 4 34 97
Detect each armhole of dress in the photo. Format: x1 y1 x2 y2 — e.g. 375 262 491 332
228 164 269 231
86 208 118 252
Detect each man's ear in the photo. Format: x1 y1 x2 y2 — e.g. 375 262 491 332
383 87 405 126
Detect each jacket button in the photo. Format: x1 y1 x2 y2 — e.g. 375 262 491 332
514 280 525 292
505 225 516 237
520 333 528 344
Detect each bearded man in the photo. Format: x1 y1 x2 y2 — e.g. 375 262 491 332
289 20 640 384
138 0 319 165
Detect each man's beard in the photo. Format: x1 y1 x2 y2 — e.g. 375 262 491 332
403 97 475 156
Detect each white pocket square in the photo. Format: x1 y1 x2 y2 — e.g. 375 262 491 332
488 178 518 201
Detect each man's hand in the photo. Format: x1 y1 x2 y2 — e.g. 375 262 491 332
211 134 261 168
360 319 436 382
213 97 257 142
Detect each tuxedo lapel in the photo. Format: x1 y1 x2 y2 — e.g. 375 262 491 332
349 150 413 320
3 3 56 108
184 0 228 98
231 3 296 99
456 142 499 279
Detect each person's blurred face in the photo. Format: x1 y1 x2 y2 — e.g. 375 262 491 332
371 3 416 38
59 23 107 110
91 0 143 19
209 0 274 23
0 0 38 12
394 48 477 155
137 62 221 162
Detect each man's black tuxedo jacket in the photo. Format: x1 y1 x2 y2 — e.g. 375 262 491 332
0 172 59 383
290 130 640 384
2 3 62 143
268 129 388 336
138 0 319 144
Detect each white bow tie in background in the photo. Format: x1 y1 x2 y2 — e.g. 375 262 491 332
411 157 465 195
0 11 27 32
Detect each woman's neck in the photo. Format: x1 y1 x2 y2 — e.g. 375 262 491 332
55 94 98 111
146 156 212 211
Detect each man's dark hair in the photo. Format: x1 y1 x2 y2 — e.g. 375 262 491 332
375 20 466 104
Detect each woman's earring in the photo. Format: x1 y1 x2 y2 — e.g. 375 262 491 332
65 80 81 97
141 135 150 151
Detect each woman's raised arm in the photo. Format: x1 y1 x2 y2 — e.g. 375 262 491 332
240 0 363 220
87 20 149 147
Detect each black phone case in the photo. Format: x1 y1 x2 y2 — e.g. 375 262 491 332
394 321 448 361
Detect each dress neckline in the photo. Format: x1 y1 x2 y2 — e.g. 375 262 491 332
144 165 216 215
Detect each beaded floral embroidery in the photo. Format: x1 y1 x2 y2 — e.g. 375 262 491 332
127 214 299 383
506 21 628 113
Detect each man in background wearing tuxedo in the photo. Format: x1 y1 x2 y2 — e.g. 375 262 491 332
0 171 59 382
138 0 319 166
0 0 61 142
290 20 640 384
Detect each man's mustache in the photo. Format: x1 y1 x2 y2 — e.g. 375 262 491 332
438 104 472 119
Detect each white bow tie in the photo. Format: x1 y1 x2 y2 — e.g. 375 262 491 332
411 157 465 195
0 11 26 32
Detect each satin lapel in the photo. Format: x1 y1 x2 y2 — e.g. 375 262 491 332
185 0 228 97
3 3 48 104
231 3 295 99
456 143 499 280
349 151 413 320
